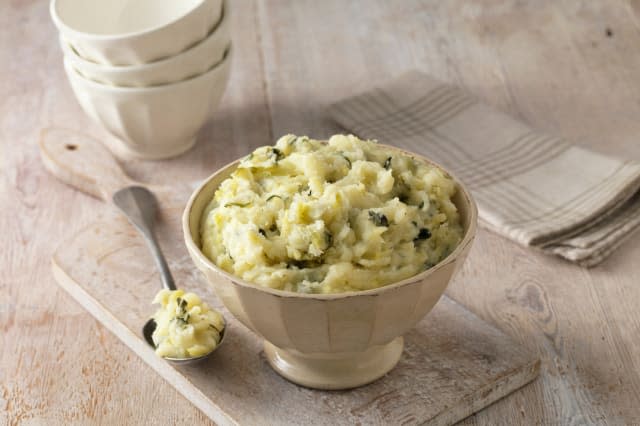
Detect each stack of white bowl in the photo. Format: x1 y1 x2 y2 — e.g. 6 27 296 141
51 0 231 160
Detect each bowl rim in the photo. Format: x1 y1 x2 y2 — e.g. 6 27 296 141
182 142 478 301
50 0 211 41
64 44 232 92
59 0 229 72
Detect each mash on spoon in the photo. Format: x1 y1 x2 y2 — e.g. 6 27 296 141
200 134 463 294
151 289 224 358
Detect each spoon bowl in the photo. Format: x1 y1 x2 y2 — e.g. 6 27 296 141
142 318 226 365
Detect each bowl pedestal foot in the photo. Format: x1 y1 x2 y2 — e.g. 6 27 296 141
263 337 404 390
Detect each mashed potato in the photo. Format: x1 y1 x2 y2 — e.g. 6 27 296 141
151 289 224 358
200 134 462 294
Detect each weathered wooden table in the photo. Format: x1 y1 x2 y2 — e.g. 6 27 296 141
2 0 640 424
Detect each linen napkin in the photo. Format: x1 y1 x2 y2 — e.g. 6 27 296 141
329 71 640 266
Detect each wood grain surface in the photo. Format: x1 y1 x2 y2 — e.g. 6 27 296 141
3 0 640 424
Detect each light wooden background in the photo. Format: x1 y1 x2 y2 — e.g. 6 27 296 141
3 0 640 424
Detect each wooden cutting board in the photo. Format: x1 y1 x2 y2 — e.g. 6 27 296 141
42 129 540 426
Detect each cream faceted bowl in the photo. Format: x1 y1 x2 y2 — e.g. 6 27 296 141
51 0 223 65
63 47 232 160
183 146 478 390
59 2 230 87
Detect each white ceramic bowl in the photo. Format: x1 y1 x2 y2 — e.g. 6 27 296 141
183 146 478 389
64 47 232 160
51 0 223 65
59 3 230 87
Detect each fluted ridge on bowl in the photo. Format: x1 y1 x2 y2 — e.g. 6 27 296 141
63 47 232 159
51 0 223 65
59 0 230 87
199 254 463 353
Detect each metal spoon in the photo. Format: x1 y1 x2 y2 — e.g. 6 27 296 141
113 185 224 364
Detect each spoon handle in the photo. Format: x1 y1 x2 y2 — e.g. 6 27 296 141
113 186 177 291
143 231 177 291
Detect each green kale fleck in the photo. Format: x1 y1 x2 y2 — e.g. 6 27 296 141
324 231 333 247
287 259 311 269
177 297 187 312
414 228 432 242
173 298 190 327
340 153 352 169
368 211 389 227
271 147 284 162
383 157 392 170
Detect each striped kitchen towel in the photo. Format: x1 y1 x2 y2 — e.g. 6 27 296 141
329 71 640 266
